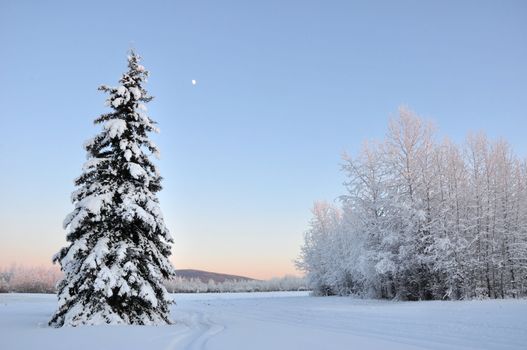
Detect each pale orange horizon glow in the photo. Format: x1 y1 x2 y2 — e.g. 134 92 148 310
0 256 302 281
0 199 309 281
0 241 303 281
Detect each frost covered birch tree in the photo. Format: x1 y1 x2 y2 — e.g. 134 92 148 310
298 107 527 300
50 51 176 327
296 202 344 295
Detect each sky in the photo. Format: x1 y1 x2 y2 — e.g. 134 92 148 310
0 0 526 279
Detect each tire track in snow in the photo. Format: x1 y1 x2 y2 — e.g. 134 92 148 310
166 307 224 350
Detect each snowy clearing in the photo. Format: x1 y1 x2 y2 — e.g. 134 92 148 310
0 292 526 350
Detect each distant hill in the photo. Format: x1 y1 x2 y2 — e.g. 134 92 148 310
175 269 255 283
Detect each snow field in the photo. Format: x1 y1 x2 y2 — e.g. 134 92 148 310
1 292 526 350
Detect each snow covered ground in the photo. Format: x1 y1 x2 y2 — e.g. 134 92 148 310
0 291 526 350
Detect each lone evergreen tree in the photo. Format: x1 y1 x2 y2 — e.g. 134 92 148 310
50 51 176 326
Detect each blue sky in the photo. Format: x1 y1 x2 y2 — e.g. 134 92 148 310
0 0 526 278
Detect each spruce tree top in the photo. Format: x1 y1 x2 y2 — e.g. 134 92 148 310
51 51 176 327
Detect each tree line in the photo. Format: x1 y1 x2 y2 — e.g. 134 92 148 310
0 265 306 294
297 108 527 300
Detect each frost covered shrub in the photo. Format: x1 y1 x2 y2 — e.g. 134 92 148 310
297 108 527 300
0 265 62 293
164 275 307 293
0 275 8 293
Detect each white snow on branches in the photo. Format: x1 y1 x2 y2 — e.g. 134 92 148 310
79 192 113 216
83 238 110 270
129 87 142 100
62 192 113 234
82 158 105 171
117 86 127 96
105 119 127 138
139 284 158 307
111 97 123 108
121 200 157 230
124 149 133 161
128 163 146 179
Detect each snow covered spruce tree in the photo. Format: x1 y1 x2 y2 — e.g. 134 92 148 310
50 51 176 327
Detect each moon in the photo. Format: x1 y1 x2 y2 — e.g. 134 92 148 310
191 79 197 86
